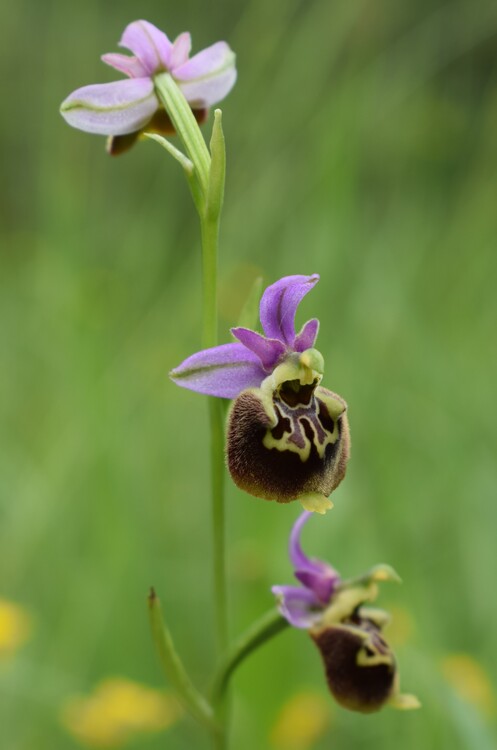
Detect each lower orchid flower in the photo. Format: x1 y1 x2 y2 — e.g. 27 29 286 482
273 512 420 713
170 274 350 514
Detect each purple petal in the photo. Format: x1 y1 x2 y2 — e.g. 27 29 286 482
272 585 322 629
231 327 286 371
259 275 320 347
170 32 192 69
290 512 340 604
119 20 172 75
170 343 266 399
289 512 315 569
293 318 320 352
60 78 157 135
101 52 148 79
174 42 237 107
294 569 337 604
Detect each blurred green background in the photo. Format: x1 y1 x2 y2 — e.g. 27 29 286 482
2 0 497 748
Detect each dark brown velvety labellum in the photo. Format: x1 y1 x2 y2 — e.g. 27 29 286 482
310 620 396 713
227 383 350 502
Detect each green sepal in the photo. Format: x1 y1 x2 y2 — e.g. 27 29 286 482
206 109 226 222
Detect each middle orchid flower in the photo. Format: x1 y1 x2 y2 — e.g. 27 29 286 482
170 274 350 513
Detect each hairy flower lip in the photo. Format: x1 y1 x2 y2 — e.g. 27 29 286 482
310 621 397 713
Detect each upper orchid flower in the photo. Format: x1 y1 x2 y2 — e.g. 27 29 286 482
273 512 420 714
60 20 236 154
170 274 350 513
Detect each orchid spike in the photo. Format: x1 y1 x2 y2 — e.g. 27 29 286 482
272 512 420 714
60 20 236 154
170 274 350 511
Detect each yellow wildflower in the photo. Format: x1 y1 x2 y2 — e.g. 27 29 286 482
0 598 32 658
270 689 331 750
442 653 496 718
60 677 182 747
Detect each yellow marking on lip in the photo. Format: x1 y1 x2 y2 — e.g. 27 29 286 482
299 493 334 514
262 413 339 461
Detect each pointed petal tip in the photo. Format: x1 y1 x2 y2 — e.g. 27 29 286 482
259 274 321 345
101 52 148 78
170 31 192 68
294 318 320 352
369 564 402 584
119 19 173 74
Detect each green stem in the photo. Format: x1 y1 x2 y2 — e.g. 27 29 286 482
153 73 210 196
211 609 290 706
208 397 228 654
200 214 219 349
148 589 220 735
200 112 228 657
154 77 229 741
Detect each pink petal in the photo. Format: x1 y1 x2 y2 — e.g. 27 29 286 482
119 20 173 75
170 343 266 399
174 42 237 107
178 68 237 108
294 318 320 352
170 32 192 69
260 275 320 346
101 52 148 79
174 41 232 79
60 78 157 135
231 327 286 371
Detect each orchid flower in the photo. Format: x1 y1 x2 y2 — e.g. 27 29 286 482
170 274 350 513
272 512 420 713
60 20 236 154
